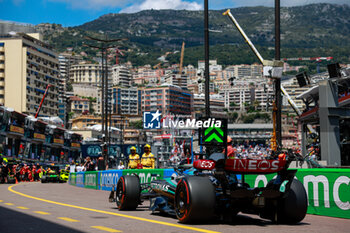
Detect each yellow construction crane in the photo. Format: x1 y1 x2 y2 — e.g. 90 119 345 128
179 41 185 74
153 62 162 69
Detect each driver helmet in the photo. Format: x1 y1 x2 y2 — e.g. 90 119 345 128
171 173 178 180
130 146 136 151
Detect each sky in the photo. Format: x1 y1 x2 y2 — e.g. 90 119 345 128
0 0 349 26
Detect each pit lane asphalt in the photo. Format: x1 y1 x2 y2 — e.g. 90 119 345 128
0 182 349 233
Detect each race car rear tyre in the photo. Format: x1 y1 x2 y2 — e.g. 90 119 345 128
277 179 307 224
41 176 47 183
175 176 215 223
7 176 16 184
116 175 140 210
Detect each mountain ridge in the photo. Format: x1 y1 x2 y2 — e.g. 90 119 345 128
36 3 350 69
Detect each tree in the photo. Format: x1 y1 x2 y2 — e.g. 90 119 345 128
227 112 238 123
66 82 73 92
129 120 143 129
68 112 75 120
253 100 260 111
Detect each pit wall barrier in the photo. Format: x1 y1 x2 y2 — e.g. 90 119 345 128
69 168 350 219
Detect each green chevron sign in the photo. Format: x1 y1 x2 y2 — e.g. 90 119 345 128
200 118 227 146
204 126 224 143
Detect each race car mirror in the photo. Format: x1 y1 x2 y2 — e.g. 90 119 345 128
198 118 227 147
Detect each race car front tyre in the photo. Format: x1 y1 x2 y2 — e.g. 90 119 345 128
175 176 216 223
277 179 307 224
116 175 140 210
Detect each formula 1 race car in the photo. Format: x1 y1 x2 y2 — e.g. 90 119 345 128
41 168 59 183
110 152 308 224
41 165 69 183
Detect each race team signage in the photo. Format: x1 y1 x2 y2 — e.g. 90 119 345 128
69 168 350 219
53 138 64 144
34 133 45 140
10 125 24 134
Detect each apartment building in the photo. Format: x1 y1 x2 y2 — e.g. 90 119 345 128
69 63 103 85
198 82 215 94
111 86 141 116
69 63 114 116
220 84 274 112
69 96 89 116
193 94 226 118
0 33 59 116
281 77 309 113
133 66 163 85
111 65 132 87
59 53 83 80
58 53 82 124
162 73 188 89
142 85 193 116
198 60 222 72
224 64 263 79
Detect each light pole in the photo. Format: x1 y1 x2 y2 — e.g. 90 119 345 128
85 35 127 167
204 0 210 117
275 0 282 150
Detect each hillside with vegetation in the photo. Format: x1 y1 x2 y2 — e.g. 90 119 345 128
39 3 350 72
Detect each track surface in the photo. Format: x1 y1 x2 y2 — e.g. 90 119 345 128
0 182 349 233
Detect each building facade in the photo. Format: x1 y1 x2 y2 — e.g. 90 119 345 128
0 33 59 116
111 65 132 87
193 94 226 118
220 84 274 112
224 64 263 79
58 53 83 125
69 63 103 85
142 85 193 116
111 86 141 116
69 96 89 116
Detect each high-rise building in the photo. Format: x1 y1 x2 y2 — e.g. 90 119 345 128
111 86 141 116
58 53 82 79
142 85 193 116
58 53 82 125
0 33 59 116
111 65 132 87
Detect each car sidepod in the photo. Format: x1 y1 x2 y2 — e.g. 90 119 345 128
149 179 177 215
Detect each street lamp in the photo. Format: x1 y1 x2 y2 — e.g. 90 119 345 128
204 0 210 117
84 35 128 168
